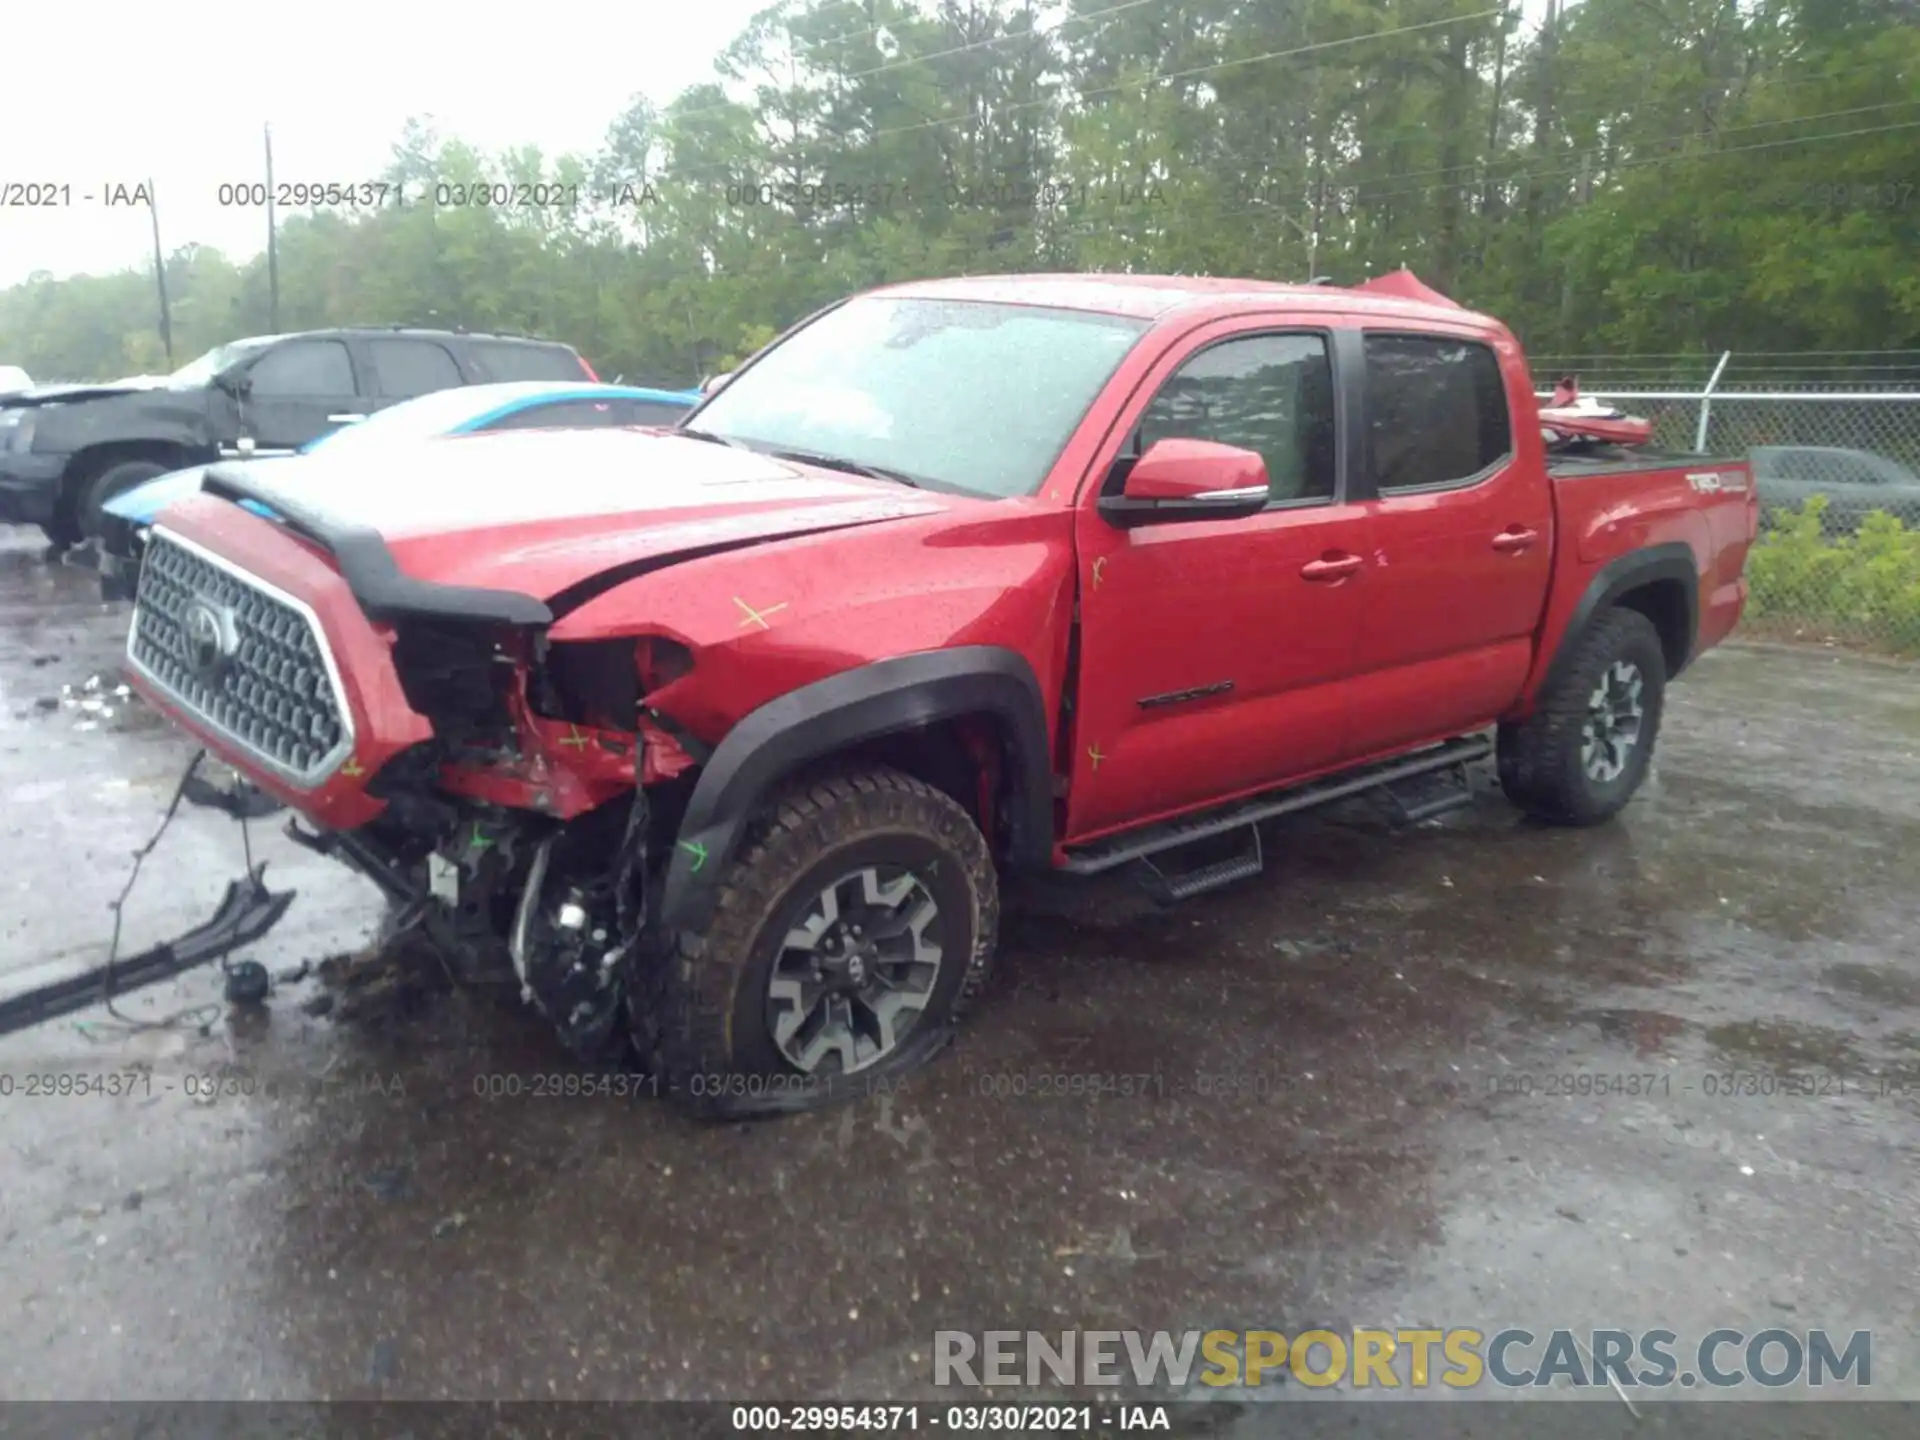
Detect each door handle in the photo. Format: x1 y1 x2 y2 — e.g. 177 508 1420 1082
1300 552 1364 582
1492 527 1538 551
328 413 366 423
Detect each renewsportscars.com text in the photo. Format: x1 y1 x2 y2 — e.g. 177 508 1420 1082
934 1328 1872 1390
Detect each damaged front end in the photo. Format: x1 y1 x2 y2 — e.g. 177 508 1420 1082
117 500 709 1065
283 616 704 1064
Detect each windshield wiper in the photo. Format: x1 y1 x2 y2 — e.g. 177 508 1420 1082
679 426 753 450
768 448 923 488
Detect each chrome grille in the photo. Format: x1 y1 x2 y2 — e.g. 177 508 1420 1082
128 531 353 784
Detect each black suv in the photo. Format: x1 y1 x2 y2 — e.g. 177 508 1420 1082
0 327 595 546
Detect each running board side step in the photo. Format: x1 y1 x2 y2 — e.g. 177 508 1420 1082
1135 825 1265 902
1061 734 1493 879
1380 753 1480 827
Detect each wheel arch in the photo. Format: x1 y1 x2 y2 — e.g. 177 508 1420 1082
1536 542 1698 707
655 646 1053 937
60 440 205 529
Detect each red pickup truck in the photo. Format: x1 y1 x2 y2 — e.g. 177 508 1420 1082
120 271 1755 1115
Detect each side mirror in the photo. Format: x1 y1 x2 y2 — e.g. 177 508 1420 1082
1097 438 1271 528
213 367 252 399
700 371 733 397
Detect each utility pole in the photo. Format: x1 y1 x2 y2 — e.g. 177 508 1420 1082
265 122 280 332
147 178 174 367
1309 168 1326 278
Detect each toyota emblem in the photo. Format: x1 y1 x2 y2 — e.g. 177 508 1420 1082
183 599 238 683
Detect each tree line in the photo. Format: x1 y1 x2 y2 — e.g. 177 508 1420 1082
3 0 1915 386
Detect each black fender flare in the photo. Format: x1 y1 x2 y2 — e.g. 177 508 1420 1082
656 646 1054 937
1540 541 1699 702
63 436 206 498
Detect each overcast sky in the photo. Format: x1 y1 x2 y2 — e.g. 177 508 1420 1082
2 2 1549 290
0 0 771 287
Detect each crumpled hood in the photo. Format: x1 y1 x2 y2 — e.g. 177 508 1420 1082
4 378 179 407
198 427 959 603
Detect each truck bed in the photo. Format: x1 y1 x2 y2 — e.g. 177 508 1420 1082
1546 445 1748 480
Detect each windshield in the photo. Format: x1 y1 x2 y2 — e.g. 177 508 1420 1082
305 386 503 453
166 339 275 390
689 296 1148 497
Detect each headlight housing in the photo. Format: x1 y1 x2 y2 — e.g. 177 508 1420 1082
0 409 34 452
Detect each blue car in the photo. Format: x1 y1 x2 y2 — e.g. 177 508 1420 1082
98 380 699 599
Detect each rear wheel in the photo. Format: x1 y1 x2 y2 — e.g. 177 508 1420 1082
79 459 169 541
648 766 998 1117
1497 607 1667 826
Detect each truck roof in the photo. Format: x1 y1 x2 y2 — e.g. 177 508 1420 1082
874 270 1498 331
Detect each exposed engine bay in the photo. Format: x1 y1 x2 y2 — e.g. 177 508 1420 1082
282 623 704 1066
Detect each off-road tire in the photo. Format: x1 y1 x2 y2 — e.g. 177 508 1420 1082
80 459 169 541
1497 607 1667 826
647 766 998 1119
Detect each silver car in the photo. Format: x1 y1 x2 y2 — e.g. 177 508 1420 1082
1750 445 1920 535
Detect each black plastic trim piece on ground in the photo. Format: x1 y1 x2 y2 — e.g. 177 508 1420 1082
197 465 553 626
1542 541 1699 698
0 868 296 1039
655 646 1054 936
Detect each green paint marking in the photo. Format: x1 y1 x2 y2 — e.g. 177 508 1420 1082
678 839 709 872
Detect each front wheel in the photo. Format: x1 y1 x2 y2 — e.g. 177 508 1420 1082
1498 607 1668 826
648 766 999 1117
80 459 169 541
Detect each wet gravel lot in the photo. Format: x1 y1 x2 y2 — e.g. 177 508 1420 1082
2 530 1917 1418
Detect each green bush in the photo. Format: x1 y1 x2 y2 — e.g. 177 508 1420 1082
1746 496 1920 651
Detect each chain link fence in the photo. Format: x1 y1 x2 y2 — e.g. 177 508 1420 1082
1534 355 1920 653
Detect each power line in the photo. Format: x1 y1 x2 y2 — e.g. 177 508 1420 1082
1295 98 1920 196
847 0 1161 85
793 0 943 55
643 7 1891 203
896 111 1920 250
655 9 1496 189
675 19 1900 162
863 11 1502 141
1333 114 1920 209
670 0 1166 131
1041 111 1920 234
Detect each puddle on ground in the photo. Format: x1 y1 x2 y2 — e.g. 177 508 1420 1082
1824 961 1920 1010
1705 1017 1865 1072
1570 1005 1690 1056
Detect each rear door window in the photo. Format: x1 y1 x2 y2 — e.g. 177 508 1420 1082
1363 334 1512 492
469 340 590 383
370 338 465 398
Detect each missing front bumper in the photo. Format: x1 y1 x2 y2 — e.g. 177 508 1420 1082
0 867 297 1039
